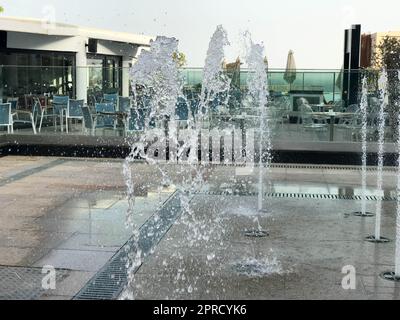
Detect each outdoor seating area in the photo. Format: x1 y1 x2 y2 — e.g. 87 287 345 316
0 88 392 145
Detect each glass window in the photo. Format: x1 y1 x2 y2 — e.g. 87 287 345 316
0 50 75 103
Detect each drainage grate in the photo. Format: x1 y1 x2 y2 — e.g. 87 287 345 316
208 163 397 172
195 191 397 202
0 266 69 300
270 164 397 172
73 191 185 300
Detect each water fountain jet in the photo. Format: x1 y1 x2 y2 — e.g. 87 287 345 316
366 69 391 243
381 70 400 281
347 77 375 219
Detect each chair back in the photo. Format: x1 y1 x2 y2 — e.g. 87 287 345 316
53 95 69 114
119 97 131 113
81 106 94 130
7 98 18 112
95 102 115 113
129 108 146 131
103 93 119 110
68 100 84 117
95 103 115 127
53 95 69 105
0 103 11 125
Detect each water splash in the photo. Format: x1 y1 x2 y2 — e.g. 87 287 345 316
375 69 388 239
242 31 272 214
199 25 231 121
169 25 232 296
360 77 368 216
395 71 400 277
121 36 183 300
233 256 285 278
122 27 233 299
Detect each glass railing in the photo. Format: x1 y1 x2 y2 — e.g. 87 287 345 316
0 66 397 148
182 68 343 103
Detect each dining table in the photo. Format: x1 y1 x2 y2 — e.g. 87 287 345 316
310 111 356 142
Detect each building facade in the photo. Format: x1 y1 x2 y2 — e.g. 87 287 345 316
360 31 400 68
0 16 153 103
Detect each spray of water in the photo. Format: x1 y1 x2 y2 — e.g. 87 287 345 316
199 25 231 125
120 36 183 300
360 77 368 216
242 31 272 214
395 71 400 277
374 69 388 240
169 25 232 297
121 26 234 299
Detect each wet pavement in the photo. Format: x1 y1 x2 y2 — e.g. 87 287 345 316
0 156 399 300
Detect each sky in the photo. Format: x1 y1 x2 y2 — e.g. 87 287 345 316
1 0 400 69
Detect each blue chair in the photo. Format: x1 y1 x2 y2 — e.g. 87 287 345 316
0 103 12 133
119 97 131 114
103 93 119 110
53 95 69 131
7 99 18 113
1 102 37 134
65 99 84 133
127 108 146 132
95 102 117 129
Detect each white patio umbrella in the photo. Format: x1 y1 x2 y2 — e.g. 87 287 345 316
284 50 297 91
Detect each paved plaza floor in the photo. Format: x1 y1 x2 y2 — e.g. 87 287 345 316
0 156 399 300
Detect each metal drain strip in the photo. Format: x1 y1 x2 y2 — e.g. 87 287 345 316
270 164 397 172
73 191 185 300
205 163 397 172
194 191 397 201
0 158 66 187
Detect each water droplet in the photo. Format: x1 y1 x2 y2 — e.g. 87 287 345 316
207 253 216 261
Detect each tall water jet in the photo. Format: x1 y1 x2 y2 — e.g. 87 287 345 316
396 95 400 278
243 32 272 213
382 73 400 281
367 69 390 243
349 76 375 219
198 25 231 128
169 25 231 297
120 36 184 300
360 77 369 217
374 69 388 240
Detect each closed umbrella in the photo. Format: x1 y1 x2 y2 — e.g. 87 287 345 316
284 50 297 91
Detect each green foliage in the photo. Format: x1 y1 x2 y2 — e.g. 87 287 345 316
172 52 187 68
373 36 400 70
372 36 400 139
0 6 4 13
